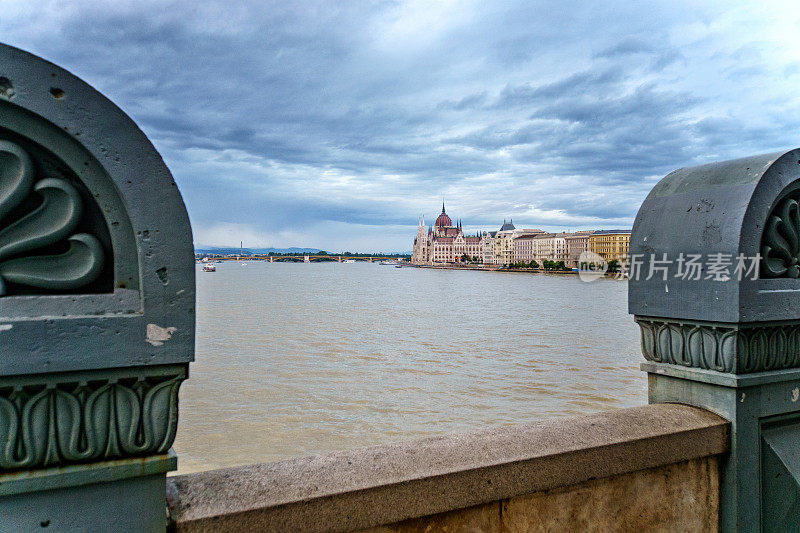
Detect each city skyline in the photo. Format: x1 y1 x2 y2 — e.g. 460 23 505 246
194 202 622 255
3 1 800 251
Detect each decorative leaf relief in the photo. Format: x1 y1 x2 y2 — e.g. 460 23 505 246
637 318 800 373
785 328 800 367
639 321 657 362
0 140 34 221
0 234 104 291
0 140 104 296
0 373 185 470
143 377 182 453
718 331 739 373
688 327 717 370
762 192 800 278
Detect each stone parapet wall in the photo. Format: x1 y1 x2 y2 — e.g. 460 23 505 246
359 457 718 533
166 404 728 532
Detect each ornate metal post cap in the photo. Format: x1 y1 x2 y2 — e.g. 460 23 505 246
0 43 195 374
0 43 194 472
629 148 800 373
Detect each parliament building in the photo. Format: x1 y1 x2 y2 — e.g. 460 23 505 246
411 204 483 264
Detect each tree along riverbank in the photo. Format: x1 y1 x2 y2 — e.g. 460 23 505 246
411 264 625 278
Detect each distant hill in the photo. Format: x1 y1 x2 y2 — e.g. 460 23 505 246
195 246 325 255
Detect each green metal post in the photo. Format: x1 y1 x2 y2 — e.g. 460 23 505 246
0 44 195 531
630 151 800 531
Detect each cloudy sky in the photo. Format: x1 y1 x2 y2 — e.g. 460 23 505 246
3 1 800 252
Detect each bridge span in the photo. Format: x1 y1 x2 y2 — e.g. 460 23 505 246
203 255 405 263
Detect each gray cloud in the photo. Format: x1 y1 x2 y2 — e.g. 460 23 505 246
2 0 799 251
595 39 656 58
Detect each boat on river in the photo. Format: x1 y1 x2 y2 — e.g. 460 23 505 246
202 264 216 272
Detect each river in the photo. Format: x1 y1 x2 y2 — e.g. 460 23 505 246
173 261 645 474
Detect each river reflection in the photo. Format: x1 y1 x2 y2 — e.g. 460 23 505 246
173 262 645 474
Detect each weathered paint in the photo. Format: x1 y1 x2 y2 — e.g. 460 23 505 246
146 323 177 346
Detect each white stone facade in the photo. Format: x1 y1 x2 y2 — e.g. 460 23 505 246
481 232 496 264
513 232 567 264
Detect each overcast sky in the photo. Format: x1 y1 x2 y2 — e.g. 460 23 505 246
3 1 800 251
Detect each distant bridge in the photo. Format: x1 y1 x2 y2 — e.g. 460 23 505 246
203 255 405 263
266 255 393 263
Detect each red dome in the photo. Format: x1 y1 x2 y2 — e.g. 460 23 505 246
435 203 452 227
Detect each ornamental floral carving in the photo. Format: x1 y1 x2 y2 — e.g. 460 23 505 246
761 188 800 278
0 371 184 470
637 318 800 373
0 139 104 296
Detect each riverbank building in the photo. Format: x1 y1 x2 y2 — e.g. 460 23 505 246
411 204 483 264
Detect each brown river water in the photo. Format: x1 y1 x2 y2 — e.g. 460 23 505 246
172 261 645 474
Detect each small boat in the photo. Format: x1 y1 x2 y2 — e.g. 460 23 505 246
202 264 216 272
343 259 356 263
394 264 402 268
378 260 396 265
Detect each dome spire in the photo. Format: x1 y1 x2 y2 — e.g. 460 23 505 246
434 202 453 228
